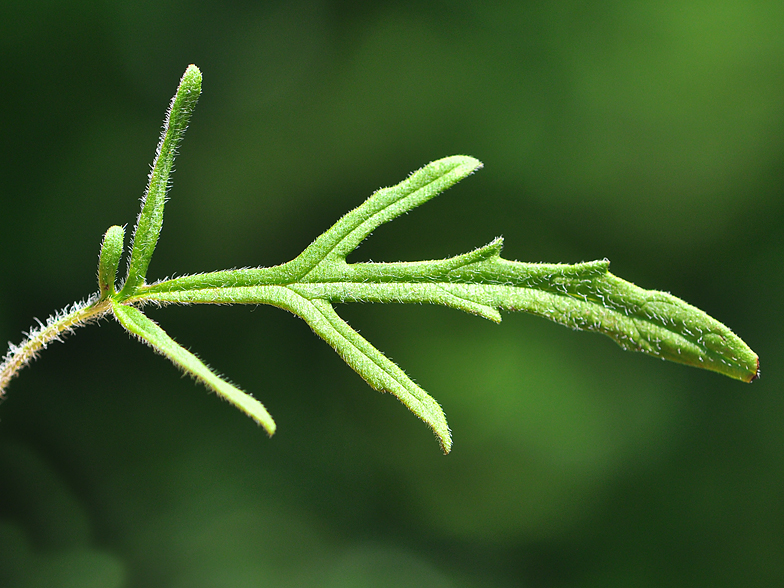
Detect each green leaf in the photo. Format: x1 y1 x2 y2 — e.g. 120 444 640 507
124 154 758 450
0 60 759 453
5 62 757 453
130 150 758 384
111 302 276 435
120 65 202 296
98 225 125 299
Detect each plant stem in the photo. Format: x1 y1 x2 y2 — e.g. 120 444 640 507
0 297 112 397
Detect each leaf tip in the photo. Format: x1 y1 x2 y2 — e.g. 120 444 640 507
746 356 760 383
450 155 483 175
181 64 202 89
259 416 277 436
439 430 453 454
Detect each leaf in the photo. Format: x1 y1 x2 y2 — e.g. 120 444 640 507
2 61 760 452
120 65 202 296
98 225 125 298
111 302 276 435
124 154 758 450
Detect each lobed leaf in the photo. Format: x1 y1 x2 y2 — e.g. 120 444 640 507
23 66 756 453
123 154 758 450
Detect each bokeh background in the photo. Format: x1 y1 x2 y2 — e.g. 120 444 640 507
1 1 782 586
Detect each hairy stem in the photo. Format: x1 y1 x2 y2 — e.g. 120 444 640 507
0 298 112 397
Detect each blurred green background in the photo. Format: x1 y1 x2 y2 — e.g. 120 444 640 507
1 1 782 586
